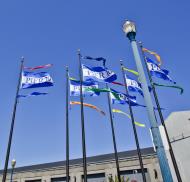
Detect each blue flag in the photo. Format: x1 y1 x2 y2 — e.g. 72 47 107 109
126 76 143 96
110 89 163 109
70 79 100 96
82 64 117 83
110 89 145 107
126 76 152 96
83 56 106 67
18 92 48 98
146 57 176 84
21 71 54 89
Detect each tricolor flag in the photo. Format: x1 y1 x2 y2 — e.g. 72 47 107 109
146 57 176 84
82 64 117 83
70 101 105 116
142 47 162 66
85 87 111 94
123 67 139 76
24 64 53 70
21 71 54 89
112 109 145 127
70 79 100 97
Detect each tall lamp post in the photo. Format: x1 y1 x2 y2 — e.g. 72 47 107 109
122 20 173 182
10 159 16 182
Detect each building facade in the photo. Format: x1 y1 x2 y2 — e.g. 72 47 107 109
0 148 162 182
160 110 190 182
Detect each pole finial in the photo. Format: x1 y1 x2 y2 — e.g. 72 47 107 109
138 41 143 48
21 56 24 63
77 49 81 55
119 60 124 69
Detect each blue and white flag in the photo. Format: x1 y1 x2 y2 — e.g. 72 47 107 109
21 71 54 89
70 79 100 96
83 56 106 67
110 89 145 107
82 64 117 83
146 57 176 84
126 76 143 96
18 92 48 98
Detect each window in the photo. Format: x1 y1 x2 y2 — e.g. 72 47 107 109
51 177 69 182
82 173 105 182
120 169 151 182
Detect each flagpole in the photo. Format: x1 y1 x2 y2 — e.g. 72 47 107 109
2 57 24 182
77 49 87 182
106 84 121 182
65 66 70 182
120 60 147 182
139 42 182 182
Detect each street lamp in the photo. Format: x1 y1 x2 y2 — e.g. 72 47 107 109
122 20 136 40
10 159 16 182
132 170 138 181
122 20 173 182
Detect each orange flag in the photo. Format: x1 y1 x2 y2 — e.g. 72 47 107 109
142 48 162 66
70 101 106 116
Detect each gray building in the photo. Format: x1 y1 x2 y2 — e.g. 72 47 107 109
0 148 162 182
159 110 190 182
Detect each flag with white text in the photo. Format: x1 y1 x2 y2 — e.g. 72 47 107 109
126 76 143 96
146 57 176 84
70 79 100 96
21 71 54 89
82 64 117 83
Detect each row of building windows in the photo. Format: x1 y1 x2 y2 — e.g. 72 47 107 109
19 169 151 182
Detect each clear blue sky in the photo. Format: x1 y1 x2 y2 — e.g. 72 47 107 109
0 0 189 168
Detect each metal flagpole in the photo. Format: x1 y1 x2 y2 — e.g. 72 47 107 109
2 57 24 182
139 42 182 182
77 49 87 182
106 83 121 182
65 66 70 182
120 60 147 182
